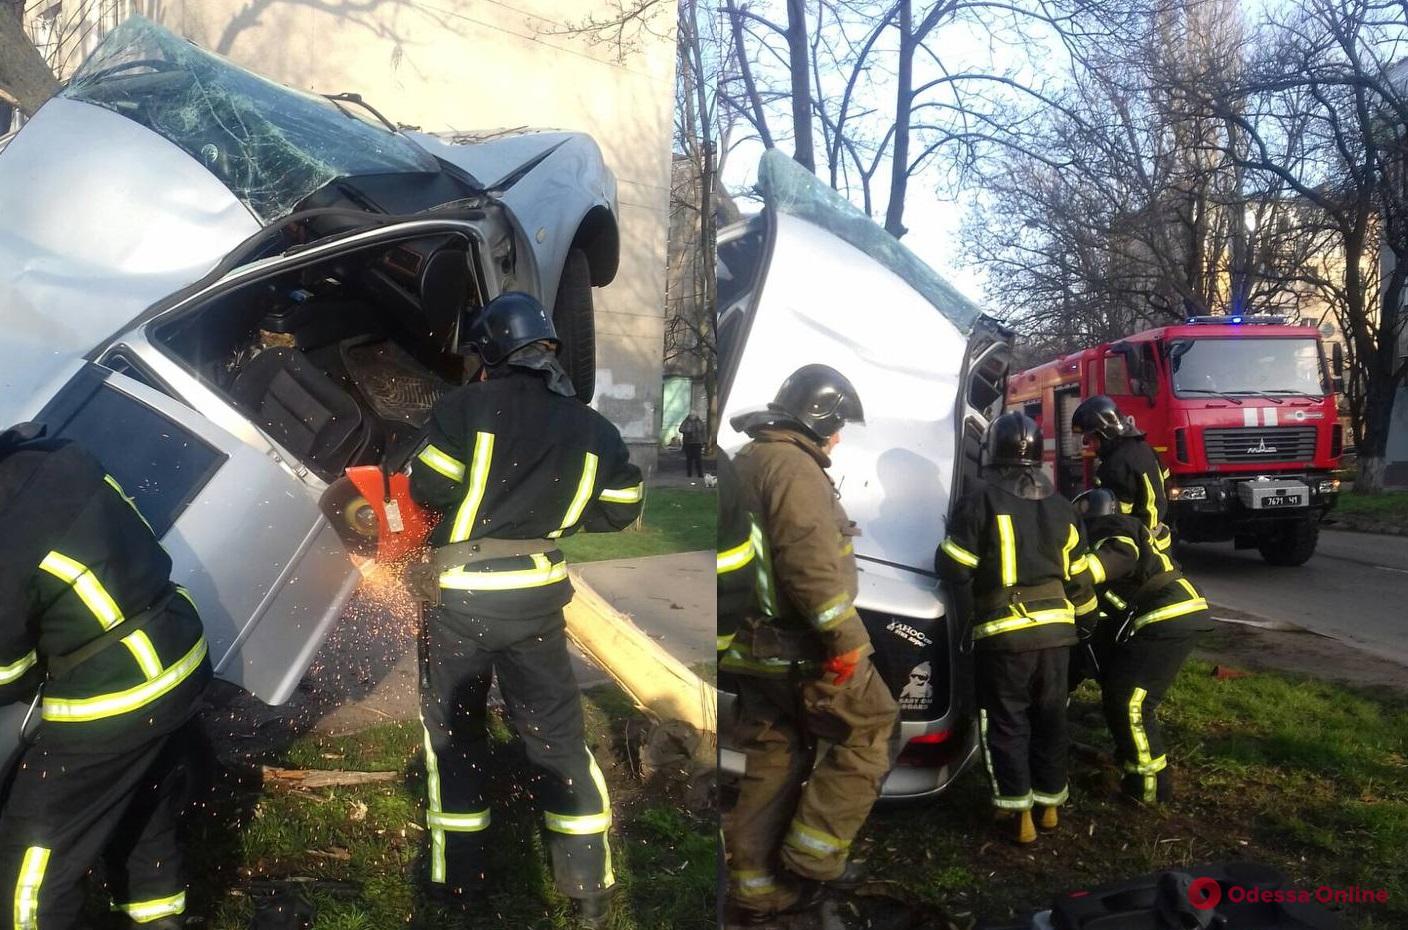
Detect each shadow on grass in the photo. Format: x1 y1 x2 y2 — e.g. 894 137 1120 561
169 679 715 930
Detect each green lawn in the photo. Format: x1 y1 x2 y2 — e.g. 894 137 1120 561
178 682 716 930
859 660 1408 929
558 489 715 563
1336 489 1408 523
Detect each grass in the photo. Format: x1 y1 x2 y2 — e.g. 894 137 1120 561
171 681 715 930
1335 489 1408 523
558 488 716 563
858 660 1408 929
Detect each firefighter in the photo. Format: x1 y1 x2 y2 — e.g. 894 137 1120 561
407 292 644 928
721 364 898 922
937 413 1097 844
0 423 213 930
1074 488 1214 804
716 450 764 656
1071 395 1173 550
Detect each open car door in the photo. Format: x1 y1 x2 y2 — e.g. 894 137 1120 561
717 151 1012 799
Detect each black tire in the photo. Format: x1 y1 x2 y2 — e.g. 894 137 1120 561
553 248 596 403
1257 519 1319 566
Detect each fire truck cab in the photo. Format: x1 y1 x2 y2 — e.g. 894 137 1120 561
1007 316 1345 566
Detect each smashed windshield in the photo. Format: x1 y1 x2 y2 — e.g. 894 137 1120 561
757 148 983 334
62 16 439 223
1169 337 1328 397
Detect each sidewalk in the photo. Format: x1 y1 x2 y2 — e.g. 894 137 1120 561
250 550 715 738
653 445 717 489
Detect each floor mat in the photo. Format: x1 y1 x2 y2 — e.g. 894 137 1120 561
341 339 452 427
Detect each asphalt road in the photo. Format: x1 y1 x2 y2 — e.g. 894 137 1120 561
1179 529 1408 668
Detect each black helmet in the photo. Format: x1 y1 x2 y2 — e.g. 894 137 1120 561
1073 488 1120 519
768 364 865 441
458 292 557 365
984 412 1044 467
1072 395 1131 440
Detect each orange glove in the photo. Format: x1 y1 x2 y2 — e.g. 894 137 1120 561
823 647 866 686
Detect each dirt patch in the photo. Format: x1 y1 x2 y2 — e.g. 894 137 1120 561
1201 610 1408 695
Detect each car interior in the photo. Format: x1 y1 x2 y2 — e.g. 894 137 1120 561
150 232 483 483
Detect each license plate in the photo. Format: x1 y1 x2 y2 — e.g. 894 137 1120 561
1260 494 1303 509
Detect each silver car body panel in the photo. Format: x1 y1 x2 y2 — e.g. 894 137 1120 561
408 130 618 299
0 97 260 428
719 210 971 576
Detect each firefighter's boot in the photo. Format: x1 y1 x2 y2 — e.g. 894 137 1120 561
1039 805 1060 830
575 894 612 929
1014 810 1037 844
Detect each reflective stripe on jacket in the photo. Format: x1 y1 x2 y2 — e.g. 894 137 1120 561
1085 513 1213 639
724 428 869 674
0 439 210 748
937 475 1097 652
410 370 644 619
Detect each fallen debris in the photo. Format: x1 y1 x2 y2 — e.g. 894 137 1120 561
261 766 399 789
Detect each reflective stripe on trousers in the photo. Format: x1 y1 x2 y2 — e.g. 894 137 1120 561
12 846 49 930
112 891 187 923
1126 687 1166 802
543 748 615 887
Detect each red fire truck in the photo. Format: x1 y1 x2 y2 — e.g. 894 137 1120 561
1007 316 1345 565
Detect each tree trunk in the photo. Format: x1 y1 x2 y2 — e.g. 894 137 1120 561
784 0 814 172
884 0 914 239
0 3 60 116
1355 242 1407 494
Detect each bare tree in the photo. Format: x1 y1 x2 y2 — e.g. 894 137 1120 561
1182 0 1408 490
668 0 721 445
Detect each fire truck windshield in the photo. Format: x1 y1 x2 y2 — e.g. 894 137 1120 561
1168 337 1328 399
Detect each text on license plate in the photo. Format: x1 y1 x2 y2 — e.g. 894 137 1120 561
1260 494 1303 508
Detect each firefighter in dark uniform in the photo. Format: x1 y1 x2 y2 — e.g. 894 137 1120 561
937 413 1097 844
1072 395 1172 550
716 450 764 656
408 292 644 927
0 423 212 930
721 365 898 922
1074 488 1214 804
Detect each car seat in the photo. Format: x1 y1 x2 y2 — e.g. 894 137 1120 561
231 347 382 482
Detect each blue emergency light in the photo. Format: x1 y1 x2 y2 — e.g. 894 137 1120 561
1185 314 1286 325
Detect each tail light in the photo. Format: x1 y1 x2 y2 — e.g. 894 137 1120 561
895 729 953 768
1331 424 1343 458
1174 428 1189 464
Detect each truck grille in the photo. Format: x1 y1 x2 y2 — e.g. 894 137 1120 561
1204 427 1317 463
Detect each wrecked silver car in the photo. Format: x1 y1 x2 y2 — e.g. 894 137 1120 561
0 16 620 756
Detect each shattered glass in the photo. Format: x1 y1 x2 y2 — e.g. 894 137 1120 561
62 16 439 223
757 148 983 334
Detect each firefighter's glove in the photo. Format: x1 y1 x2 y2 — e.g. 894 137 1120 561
823 647 866 686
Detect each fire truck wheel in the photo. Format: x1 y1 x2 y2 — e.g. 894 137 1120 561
1257 520 1319 566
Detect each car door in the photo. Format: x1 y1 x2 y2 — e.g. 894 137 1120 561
718 150 1012 798
32 364 358 706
